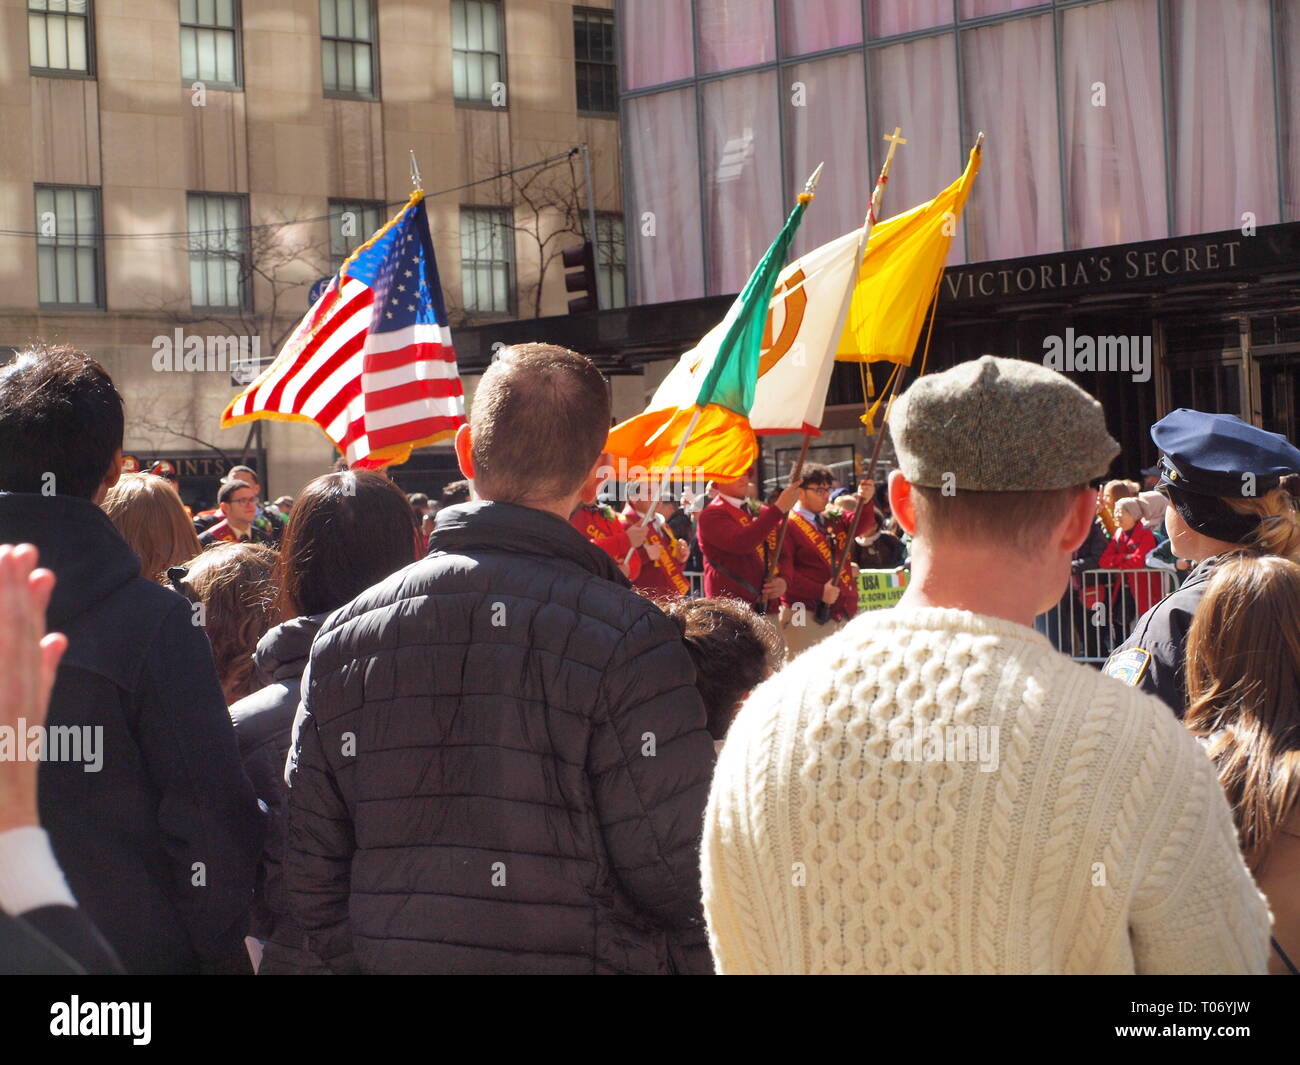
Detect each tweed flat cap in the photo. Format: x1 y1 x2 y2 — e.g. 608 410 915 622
890 355 1119 491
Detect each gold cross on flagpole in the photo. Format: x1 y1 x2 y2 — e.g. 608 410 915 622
881 126 908 169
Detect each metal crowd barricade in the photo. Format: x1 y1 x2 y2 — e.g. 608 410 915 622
683 570 705 598
1034 567 1176 663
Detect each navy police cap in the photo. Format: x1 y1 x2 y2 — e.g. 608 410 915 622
1152 409 1300 497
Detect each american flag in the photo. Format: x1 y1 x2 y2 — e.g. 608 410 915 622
222 192 466 468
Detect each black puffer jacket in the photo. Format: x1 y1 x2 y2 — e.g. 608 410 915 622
229 613 330 974
0 493 263 974
285 500 717 974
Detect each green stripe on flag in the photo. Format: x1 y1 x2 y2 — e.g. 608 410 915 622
694 198 809 416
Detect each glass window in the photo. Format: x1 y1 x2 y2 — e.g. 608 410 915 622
784 52 870 258
595 213 626 310
1062 0 1166 247
28 0 91 74
574 8 617 114
452 0 503 104
459 206 514 314
778 0 860 57
625 88 704 303
960 0 1045 18
328 199 382 271
1282 0 1300 221
187 193 248 309
620 0 691 89
321 0 375 96
869 0 951 39
696 0 775 75
179 0 240 87
869 33 962 261
1169 0 1278 235
35 185 100 307
702 70 782 295
961 14 1064 260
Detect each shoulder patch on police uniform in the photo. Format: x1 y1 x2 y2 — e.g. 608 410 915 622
1103 648 1151 687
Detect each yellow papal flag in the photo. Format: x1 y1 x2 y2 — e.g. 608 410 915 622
836 142 982 364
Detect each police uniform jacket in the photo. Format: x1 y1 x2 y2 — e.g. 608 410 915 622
1106 555 1219 716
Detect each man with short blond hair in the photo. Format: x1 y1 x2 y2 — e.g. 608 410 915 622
703 355 1271 975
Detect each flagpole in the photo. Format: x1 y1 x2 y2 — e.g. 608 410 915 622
816 378 902 624
753 431 811 613
807 125 907 624
815 126 975 623
622 162 826 571
763 130 903 615
756 200 876 612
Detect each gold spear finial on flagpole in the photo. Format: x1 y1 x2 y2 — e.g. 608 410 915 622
804 161 825 195
798 161 826 205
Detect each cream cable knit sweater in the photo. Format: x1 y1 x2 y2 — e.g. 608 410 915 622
702 607 1271 974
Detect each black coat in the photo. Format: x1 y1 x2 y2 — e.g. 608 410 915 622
228 613 331 973
0 906 123 975
0 493 264 974
1072 518 1110 574
1107 555 1219 717
285 500 717 974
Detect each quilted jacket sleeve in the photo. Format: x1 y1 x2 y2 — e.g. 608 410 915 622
283 658 359 974
587 609 716 969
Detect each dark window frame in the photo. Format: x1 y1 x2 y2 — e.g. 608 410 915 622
452 0 508 109
28 0 96 78
328 197 385 271
458 204 516 317
34 183 104 311
186 191 252 313
574 6 617 116
320 0 380 100
594 210 626 309
178 0 244 91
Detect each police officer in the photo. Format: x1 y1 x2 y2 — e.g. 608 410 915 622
1104 409 1300 715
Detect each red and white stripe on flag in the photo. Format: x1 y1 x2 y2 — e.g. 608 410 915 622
222 274 466 467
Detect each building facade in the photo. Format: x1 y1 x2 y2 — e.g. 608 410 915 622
605 0 1300 486
2 0 627 502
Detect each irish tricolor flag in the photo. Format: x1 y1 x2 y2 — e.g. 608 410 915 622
605 182 814 482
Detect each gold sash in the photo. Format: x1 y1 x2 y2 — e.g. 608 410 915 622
650 523 690 595
789 511 854 592
733 505 777 566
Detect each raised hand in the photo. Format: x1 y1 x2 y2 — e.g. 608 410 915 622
0 544 68 833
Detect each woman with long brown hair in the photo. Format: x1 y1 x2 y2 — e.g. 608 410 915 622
1185 553 1300 974
100 472 202 583
227 469 420 973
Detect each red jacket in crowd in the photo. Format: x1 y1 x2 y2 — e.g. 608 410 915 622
1099 524 1163 617
696 495 781 611
779 506 859 622
620 505 690 598
570 503 641 582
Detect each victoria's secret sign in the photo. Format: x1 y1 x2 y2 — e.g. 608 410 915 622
939 224 1300 306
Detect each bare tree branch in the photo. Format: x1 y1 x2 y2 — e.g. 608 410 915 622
470 147 591 319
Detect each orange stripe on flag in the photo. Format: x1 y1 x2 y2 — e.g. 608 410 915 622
606 404 757 483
